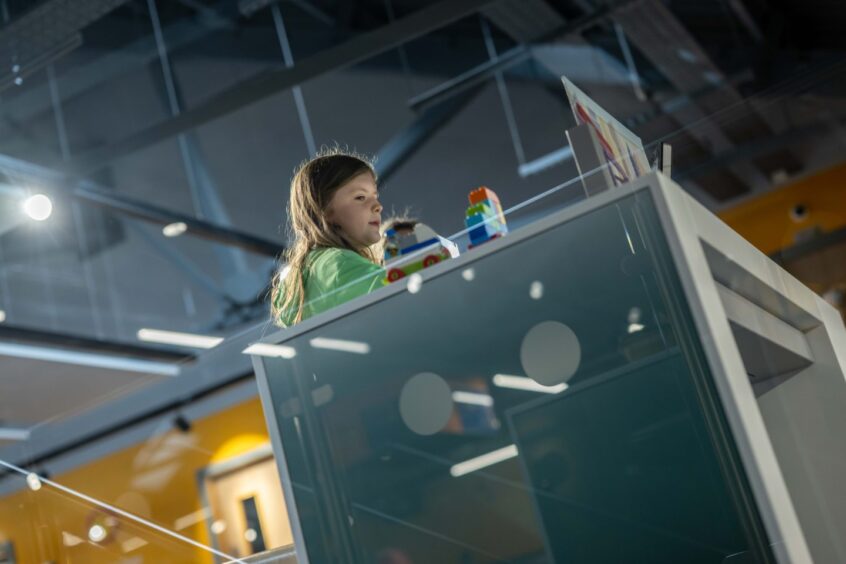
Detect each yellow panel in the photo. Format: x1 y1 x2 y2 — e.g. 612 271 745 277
719 161 846 256
0 396 277 563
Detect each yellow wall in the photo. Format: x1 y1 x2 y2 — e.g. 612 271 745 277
718 161 846 256
0 396 272 563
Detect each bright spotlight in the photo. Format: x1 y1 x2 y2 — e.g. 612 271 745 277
162 221 187 237
22 194 52 221
88 524 107 543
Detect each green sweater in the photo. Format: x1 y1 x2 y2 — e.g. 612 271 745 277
276 248 386 327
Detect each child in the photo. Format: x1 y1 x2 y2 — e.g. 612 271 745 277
271 149 386 327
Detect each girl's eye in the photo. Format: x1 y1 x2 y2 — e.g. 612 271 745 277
355 196 366 201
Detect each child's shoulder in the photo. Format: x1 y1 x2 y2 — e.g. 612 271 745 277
308 247 372 274
309 246 361 264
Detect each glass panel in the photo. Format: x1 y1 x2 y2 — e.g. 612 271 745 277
0 396 296 564
256 191 774 563
0 467 222 563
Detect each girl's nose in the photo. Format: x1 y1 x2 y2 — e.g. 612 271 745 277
373 200 383 213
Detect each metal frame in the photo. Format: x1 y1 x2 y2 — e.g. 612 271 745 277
251 172 846 563
71 0 503 173
253 356 311 564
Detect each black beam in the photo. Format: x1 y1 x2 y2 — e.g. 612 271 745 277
0 325 194 363
406 2 621 113
71 0 501 174
676 116 844 181
408 46 531 112
73 183 284 257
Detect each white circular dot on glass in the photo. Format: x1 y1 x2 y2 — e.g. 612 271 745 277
529 281 544 300
399 372 453 436
461 268 475 281
520 321 581 386
407 273 423 294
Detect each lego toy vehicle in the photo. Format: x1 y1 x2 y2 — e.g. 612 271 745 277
383 221 459 283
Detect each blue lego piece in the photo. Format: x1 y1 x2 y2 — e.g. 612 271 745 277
399 237 439 256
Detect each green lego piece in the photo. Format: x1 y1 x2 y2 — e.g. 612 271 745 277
465 202 494 218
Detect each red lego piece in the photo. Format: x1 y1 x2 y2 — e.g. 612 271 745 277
469 186 500 207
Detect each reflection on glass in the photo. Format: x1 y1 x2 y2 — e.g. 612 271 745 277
492 373 568 394
309 337 370 354
449 444 519 477
243 343 297 359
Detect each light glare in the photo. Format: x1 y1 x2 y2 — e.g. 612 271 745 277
22 194 52 221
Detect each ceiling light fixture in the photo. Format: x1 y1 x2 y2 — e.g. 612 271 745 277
136 328 223 350
22 194 52 221
162 222 188 237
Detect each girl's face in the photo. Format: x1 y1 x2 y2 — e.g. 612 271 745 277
325 172 383 248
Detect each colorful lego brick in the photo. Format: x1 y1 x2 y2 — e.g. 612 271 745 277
469 187 507 228
468 186 500 207
465 201 494 218
465 212 504 233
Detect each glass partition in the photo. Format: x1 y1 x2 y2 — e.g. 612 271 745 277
255 190 774 564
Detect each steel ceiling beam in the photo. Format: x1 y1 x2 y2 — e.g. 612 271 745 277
70 0 503 174
376 86 484 183
73 183 283 256
0 151 283 256
407 2 622 113
482 0 564 44
677 116 844 183
616 1 811 197
0 6 231 127
0 324 193 363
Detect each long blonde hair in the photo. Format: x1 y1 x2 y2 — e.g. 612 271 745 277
271 148 382 325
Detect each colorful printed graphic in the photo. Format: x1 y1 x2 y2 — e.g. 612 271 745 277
562 76 651 186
